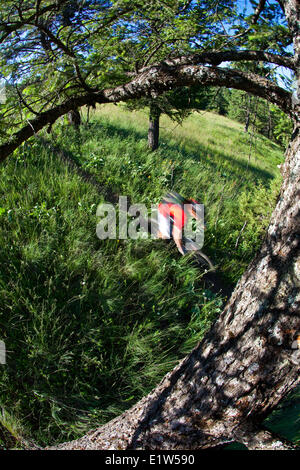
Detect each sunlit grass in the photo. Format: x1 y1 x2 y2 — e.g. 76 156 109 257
0 105 292 447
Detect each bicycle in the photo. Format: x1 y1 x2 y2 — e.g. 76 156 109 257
148 216 215 271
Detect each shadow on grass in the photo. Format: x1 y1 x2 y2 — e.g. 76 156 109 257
82 120 274 185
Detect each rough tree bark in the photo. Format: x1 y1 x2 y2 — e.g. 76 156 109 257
47 122 299 450
1 0 299 451
46 0 300 450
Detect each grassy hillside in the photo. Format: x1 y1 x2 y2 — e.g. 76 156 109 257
0 105 298 447
63 105 285 281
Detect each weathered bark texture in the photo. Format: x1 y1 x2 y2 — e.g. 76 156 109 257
47 0 300 451
48 123 299 450
2 0 299 451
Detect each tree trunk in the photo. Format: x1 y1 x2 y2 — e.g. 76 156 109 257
0 62 292 164
1 0 299 452
48 120 300 450
148 103 160 151
267 102 273 140
47 1 300 443
244 95 252 132
67 108 81 129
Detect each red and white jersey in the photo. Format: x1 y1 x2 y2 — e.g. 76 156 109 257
158 202 187 230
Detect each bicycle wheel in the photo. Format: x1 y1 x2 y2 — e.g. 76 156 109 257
183 238 215 271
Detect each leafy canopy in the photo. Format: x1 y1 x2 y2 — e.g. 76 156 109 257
0 0 294 142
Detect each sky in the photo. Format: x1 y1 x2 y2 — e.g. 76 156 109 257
235 0 295 90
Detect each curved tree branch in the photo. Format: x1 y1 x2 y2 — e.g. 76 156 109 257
138 50 295 73
0 64 292 163
0 1 69 44
235 427 299 450
251 0 267 25
0 0 298 452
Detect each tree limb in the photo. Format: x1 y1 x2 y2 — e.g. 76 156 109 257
0 1 69 44
251 0 267 25
138 50 295 72
235 427 299 450
0 64 292 163
44 127 300 450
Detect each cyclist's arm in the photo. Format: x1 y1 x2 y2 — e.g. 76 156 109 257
173 225 185 255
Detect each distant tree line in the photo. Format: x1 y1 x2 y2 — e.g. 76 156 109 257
123 84 293 151
203 87 293 148
0 0 299 451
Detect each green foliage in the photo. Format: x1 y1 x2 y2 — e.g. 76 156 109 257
0 104 294 447
226 89 293 148
270 105 294 148
0 0 239 138
0 0 293 149
125 86 223 133
0 0 298 450
0 133 222 445
263 386 300 447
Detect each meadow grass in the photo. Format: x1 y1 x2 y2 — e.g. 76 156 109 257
63 104 284 282
0 105 298 447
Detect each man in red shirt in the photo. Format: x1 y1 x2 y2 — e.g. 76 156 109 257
157 192 200 255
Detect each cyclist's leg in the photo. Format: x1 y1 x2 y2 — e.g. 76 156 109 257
157 212 171 239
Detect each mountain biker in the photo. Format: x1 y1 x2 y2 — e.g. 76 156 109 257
157 191 201 255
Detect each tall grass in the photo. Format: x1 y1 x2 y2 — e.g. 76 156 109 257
1 105 297 447
0 141 221 445
59 105 284 282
